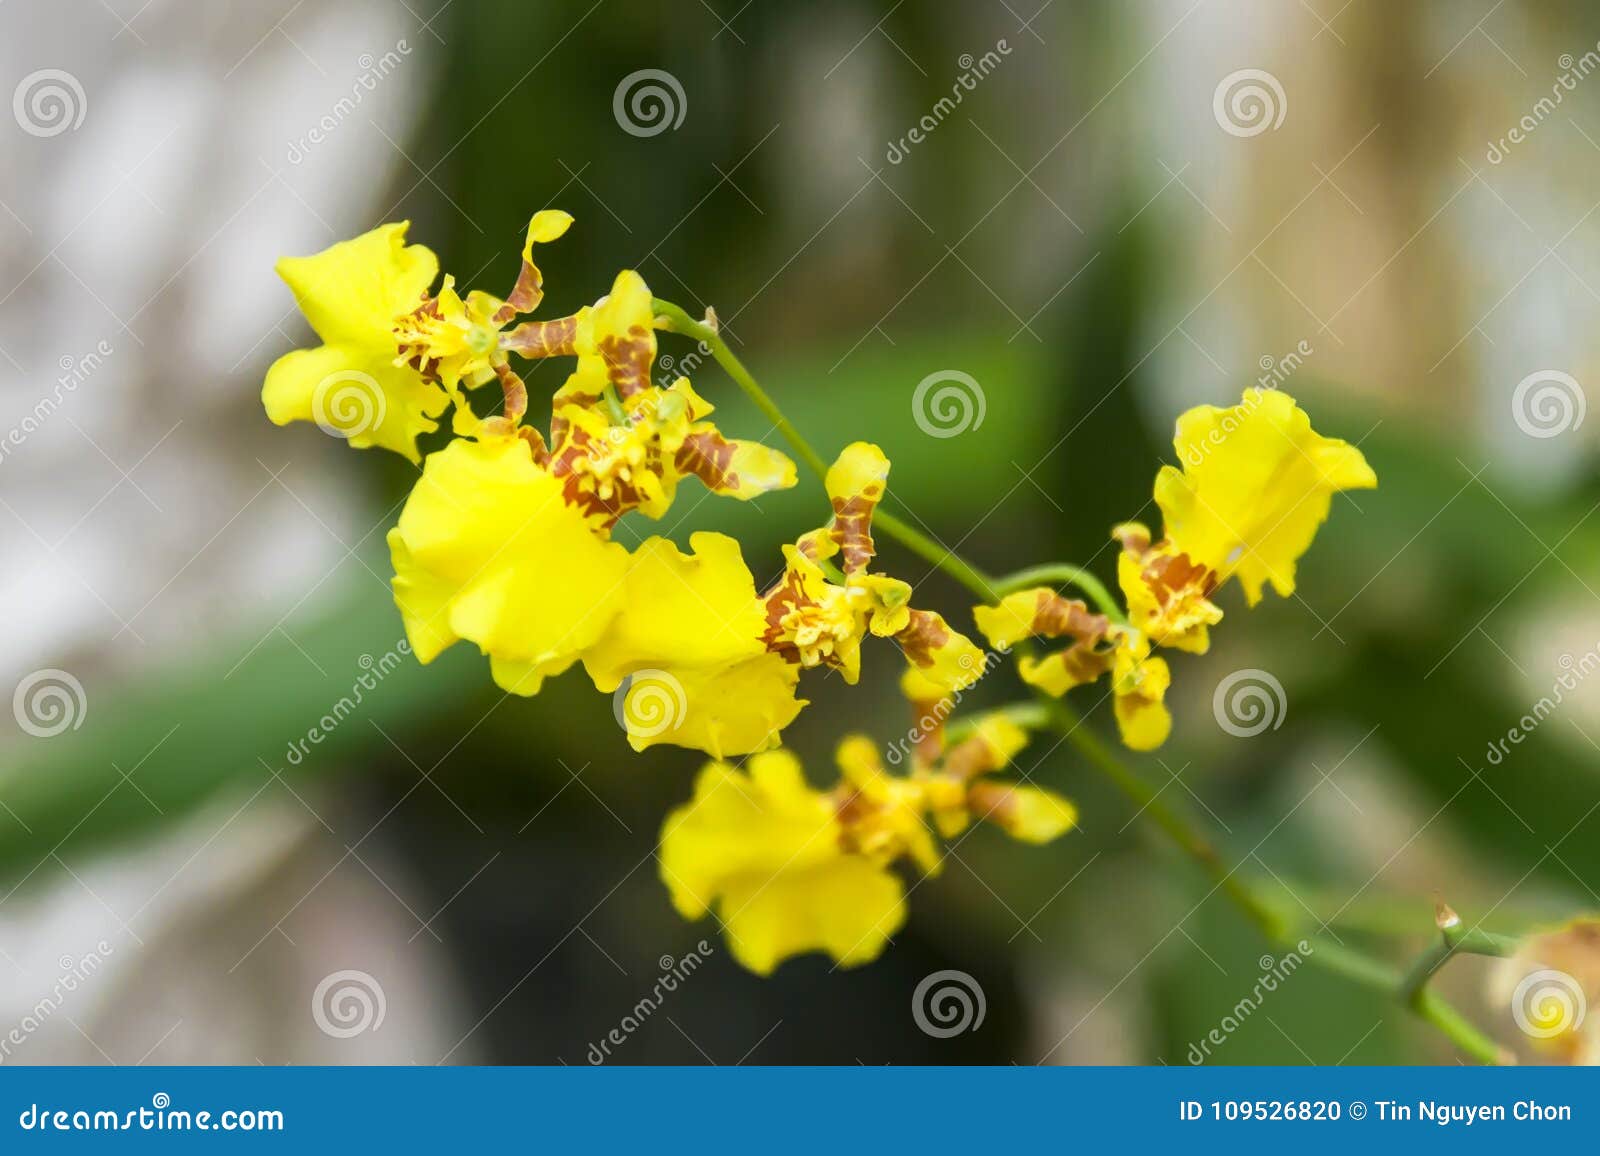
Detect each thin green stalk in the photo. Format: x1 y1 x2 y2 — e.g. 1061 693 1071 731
1048 699 1287 942
994 562 1126 623
652 299 829 479
654 294 1510 1064
654 297 998 603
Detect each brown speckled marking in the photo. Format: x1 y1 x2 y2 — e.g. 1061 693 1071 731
942 735 1006 782
675 429 740 493
894 609 950 669
495 362 527 424
1031 591 1110 646
599 324 654 398
759 569 812 661
1143 550 1216 605
517 425 550 467
495 253 548 325
831 495 878 574
502 315 579 359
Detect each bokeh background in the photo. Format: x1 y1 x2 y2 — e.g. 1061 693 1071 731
3 0 1599 1064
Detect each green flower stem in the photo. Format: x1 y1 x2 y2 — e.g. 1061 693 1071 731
994 563 1126 623
654 296 1508 1063
1046 699 1286 941
652 299 830 480
654 297 999 603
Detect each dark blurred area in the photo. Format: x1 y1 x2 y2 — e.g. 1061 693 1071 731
3 0 1600 1064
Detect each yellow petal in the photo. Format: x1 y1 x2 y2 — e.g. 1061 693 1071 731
658 752 903 975
619 654 806 758
575 269 656 398
1111 630 1172 751
1158 388 1376 605
274 222 437 346
973 587 1109 649
894 609 986 692
1016 647 1112 697
583 532 766 691
501 210 574 317
263 343 447 464
388 434 628 692
969 782 1078 844
675 426 798 500
824 442 890 573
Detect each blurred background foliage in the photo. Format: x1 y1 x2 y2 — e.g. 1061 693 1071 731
5 0 1600 1064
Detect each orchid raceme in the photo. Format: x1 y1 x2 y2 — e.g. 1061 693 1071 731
264 214 1408 1000
263 222 449 462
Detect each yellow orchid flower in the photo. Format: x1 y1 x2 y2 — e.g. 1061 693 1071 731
386 430 629 695
265 212 576 460
973 587 1114 697
659 691 1075 974
1154 386 1376 606
658 750 909 976
263 222 448 462
399 209 574 426
971 586 1169 750
762 442 985 692
1112 522 1223 655
879 687 1076 846
547 375 796 529
584 533 806 758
